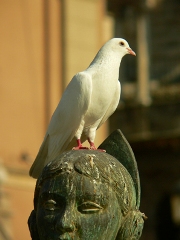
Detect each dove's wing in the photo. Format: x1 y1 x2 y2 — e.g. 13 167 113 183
97 81 121 129
29 72 92 178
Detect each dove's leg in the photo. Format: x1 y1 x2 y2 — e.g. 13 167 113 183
73 139 89 150
87 127 97 150
73 120 89 150
85 127 97 150
88 138 106 152
87 127 106 152
88 139 97 150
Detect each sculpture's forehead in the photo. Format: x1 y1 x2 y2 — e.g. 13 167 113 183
39 173 111 206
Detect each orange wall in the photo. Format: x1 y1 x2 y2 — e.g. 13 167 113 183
4 174 36 240
0 0 45 166
0 0 113 239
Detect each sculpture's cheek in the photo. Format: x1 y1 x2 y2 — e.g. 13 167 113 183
36 210 55 239
77 196 122 240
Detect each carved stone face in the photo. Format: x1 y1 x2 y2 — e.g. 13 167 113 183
36 172 122 240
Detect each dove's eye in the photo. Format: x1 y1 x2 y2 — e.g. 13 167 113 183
119 41 125 46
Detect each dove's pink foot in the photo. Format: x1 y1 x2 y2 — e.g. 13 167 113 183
88 139 106 152
73 139 89 150
89 141 97 150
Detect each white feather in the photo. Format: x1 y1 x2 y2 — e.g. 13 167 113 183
29 38 135 178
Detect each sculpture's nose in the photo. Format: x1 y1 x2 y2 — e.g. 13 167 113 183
55 206 76 233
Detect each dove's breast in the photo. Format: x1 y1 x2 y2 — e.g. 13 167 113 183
83 71 119 127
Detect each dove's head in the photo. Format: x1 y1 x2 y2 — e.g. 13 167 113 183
88 38 136 68
108 38 136 57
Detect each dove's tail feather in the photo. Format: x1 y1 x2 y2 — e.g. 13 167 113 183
29 132 87 179
29 134 49 178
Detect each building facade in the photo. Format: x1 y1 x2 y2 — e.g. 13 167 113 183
0 0 113 239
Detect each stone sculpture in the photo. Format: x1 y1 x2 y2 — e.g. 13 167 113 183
28 130 146 239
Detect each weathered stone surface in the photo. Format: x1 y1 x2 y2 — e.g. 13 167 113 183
98 129 140 208
28 131 145 239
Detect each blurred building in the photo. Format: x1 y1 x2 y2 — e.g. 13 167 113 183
0 0 180 239
108 0 180 239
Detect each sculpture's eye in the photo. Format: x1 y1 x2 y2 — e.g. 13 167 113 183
119 41 125 46
78 201 103 214
44 200 57 211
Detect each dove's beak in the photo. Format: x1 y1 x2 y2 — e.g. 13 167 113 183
127 48 136 56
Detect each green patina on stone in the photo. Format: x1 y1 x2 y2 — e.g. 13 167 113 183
98 129 141 208
28 130 145 240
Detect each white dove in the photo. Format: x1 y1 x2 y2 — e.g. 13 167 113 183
29 38 136 178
